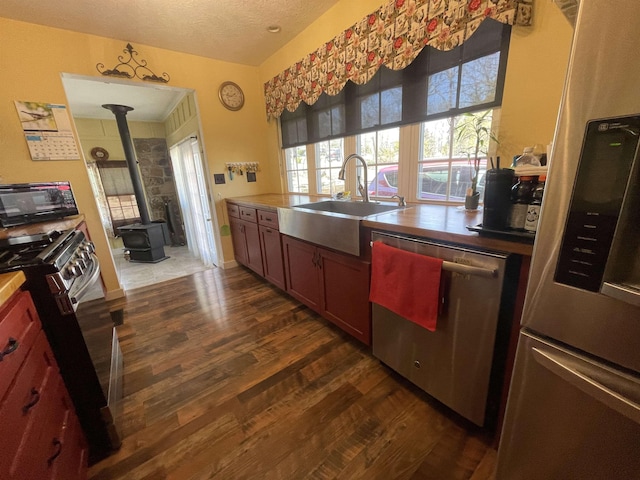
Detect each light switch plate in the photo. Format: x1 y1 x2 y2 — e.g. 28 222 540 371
214 173 226 184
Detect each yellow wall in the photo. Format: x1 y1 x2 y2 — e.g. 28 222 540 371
74 118 166 162
498 0 574 159
0 17 275 296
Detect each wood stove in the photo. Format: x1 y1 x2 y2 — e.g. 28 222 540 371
103 103 168 263
119 223 168 262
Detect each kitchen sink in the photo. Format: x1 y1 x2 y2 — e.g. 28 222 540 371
277 200 407 256
293 200 402 217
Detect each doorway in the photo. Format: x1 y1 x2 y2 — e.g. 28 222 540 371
61 73 221 290
170 136 218 266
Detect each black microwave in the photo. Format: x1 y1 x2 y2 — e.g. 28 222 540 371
0 182 79 227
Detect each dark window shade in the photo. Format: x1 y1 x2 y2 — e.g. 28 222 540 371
281 19 511 149
96 161 135 196
281 110 308 146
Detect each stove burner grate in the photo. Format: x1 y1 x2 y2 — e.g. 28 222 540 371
0 229 77 272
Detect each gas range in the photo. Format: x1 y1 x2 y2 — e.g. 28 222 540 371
0 228 96 294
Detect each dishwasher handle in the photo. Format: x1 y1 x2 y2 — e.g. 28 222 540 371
442 261 497 278
370 241 497 278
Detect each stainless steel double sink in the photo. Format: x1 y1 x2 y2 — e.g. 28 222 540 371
277 200 408 256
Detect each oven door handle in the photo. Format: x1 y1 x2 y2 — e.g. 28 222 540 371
69 253 102 306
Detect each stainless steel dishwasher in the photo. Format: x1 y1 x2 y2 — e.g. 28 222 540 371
371 231 516 427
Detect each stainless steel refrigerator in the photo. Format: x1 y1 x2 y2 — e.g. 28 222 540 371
496 1 640 479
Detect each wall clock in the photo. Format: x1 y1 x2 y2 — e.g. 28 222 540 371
218 81 244 111
90 147 109 161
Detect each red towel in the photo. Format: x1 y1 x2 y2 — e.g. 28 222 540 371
369 241 443 332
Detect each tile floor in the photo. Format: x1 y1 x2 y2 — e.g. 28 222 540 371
111 238 214 291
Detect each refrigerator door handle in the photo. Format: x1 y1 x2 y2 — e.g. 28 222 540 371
532 346 640 425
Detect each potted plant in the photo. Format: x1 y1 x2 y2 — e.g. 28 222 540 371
455 110 497 210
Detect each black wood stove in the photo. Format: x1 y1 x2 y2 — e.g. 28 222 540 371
103 104 168 263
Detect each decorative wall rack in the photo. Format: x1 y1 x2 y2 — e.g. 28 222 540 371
96 43 170 83
226 162 259 180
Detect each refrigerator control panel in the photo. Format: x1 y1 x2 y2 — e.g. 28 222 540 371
555 115 640 291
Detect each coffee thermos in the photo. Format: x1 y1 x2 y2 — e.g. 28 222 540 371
483 168 515 230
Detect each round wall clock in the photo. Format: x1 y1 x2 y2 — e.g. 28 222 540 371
90 147 109 161
218 81 245 111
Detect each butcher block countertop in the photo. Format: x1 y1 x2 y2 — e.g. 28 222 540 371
226 194 534 256
0 271 26 306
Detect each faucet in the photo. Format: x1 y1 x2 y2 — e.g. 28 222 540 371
391 195 406 206
338 153 370 202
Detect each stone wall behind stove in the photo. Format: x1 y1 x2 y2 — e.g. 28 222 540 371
134 138 186 245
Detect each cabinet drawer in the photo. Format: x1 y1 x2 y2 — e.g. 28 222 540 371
0 331 58 477
17 376 71 480
257 209 279 229
53 405 88 480
226 203 240 219
0 291 41 401
239 207 257 223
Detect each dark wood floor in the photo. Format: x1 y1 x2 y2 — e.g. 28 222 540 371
88 266 497 480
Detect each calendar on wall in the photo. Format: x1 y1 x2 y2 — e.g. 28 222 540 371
14 101 81 161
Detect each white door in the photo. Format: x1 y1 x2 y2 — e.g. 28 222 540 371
170 137 218 266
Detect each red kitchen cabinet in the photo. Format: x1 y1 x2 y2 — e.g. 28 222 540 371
24 376 86 480
0 289 40 399
282 235 371 345
282 235 322 312
228 203 286 289
0 289 88 480
228 205 264 276
318 248 371 344
259 225 285 290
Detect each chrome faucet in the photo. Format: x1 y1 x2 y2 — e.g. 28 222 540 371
391 195 406 206
338 153 370 202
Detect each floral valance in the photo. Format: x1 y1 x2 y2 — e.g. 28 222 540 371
264 0 533 120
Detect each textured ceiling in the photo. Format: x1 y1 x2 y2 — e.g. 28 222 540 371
2 0 343 121
0 0 340 66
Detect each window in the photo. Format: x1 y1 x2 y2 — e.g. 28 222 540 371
358 128 400 199
284 146 309 193
279 19 510 203
107 194 140 226
96 161 141 229
418 110 493 202
314 139 344 195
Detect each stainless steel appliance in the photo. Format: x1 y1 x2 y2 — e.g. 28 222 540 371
496 1 640 477
0 182 79 227
0 228 122 463
371 231 518 426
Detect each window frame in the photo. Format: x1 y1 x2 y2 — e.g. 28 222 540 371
282 106 500 204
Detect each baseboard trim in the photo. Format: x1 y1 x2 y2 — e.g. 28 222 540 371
221 259 238 269
105 288 126 301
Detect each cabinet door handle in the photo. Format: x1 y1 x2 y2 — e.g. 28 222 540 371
47 438 62 466
22 388 41 414
0 337 19 361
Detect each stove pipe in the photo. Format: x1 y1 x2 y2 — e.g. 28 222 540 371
102 104 151 225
